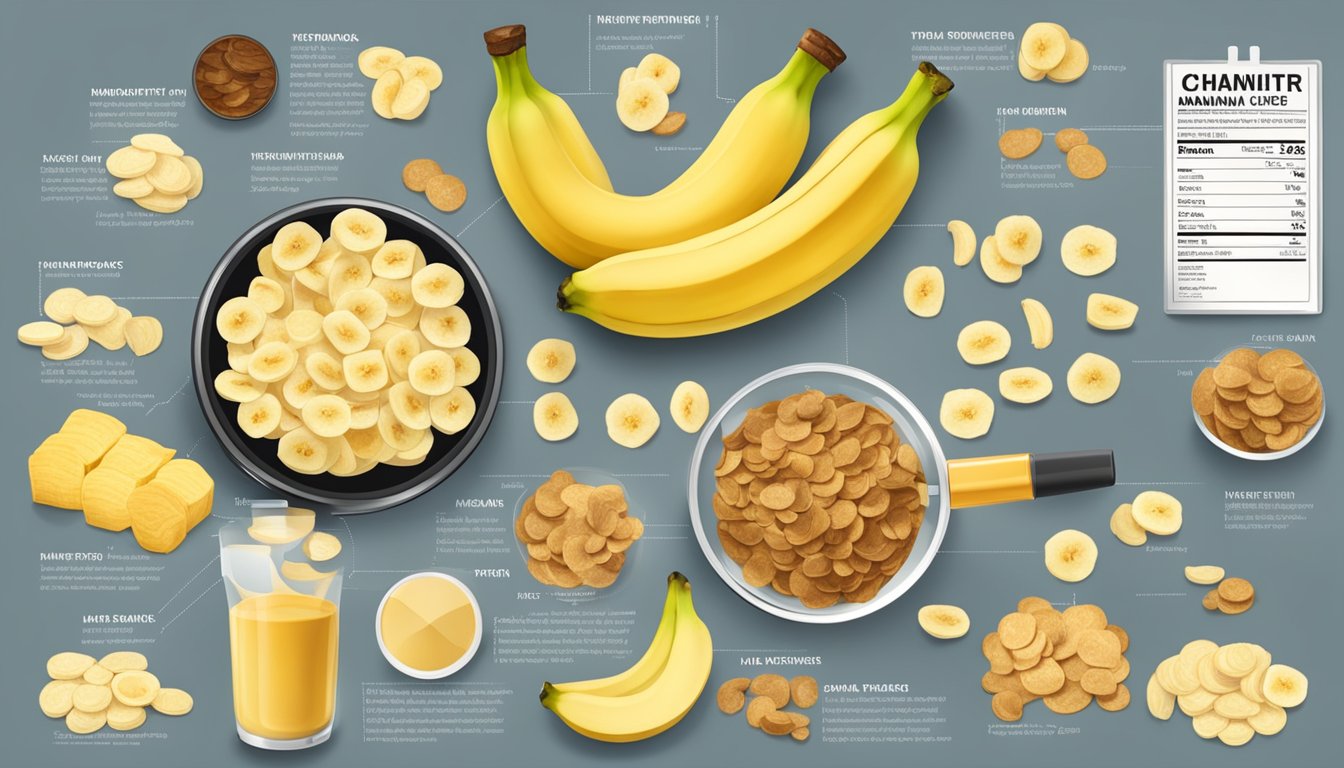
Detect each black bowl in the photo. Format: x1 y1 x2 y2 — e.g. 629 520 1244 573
192 198 503 513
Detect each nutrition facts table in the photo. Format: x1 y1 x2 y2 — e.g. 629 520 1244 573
1163 57 1321 314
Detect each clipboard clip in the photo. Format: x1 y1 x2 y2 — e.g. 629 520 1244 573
1226 45 1262 65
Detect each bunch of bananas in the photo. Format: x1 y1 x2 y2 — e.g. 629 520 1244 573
484 25 951 337
540 572 713 742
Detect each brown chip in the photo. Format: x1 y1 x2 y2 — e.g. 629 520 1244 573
749 674 791 708
991 690 1024 722
1191 368 1217 416
1106 624 1130 653
651 111 687 136
790 675 819 708
1020 658 1066 695
1096 683 1130 711
745 695 776 728
997 612 1037 650
982 633 1014 675
1066 144 1107 179
761 711 796 736
425 174 467 212
1076 629 1121 668
1016 596 1053 614
1060 654 1089 682
1218 594 1255 615
791 727 810 741
559 483 593 511
535 482 569 517
1043 681 1093 714
1257 348 1304 380
1213 365 1253 389
1222 348 1261 371
999 127 1043 159
716 678 751 714
1055 127 1089 152
402 158 444 192
1080 667 1118 696
1217 577 1254 603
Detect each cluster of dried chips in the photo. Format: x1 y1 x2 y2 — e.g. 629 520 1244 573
193 35 277 119
717 674 816 741
402 158 468 213
712 390 927 608
40 651 192 734
1193 348 1322 454
982 598 1131 721
1148 640 1307 746
517 470 643 589
19 288 162 360
1200 576 1256 615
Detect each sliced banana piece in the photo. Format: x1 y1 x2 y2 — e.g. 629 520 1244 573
42 325 89 361
17 321 65 346
1018 50 1047 82
979 236 1022 284
1061 224 1117 276
1046 39 1090 83
215 370 266 403
1020 298 1053 349
939 388 993 439
247 341 298 383
615 78 669 132
533 392 579 441
1067 352 1121 404
669 380 709 433
216 297 266 344
371 240 419 279
1261 665 1308 708
605 393 659 448
956 320 1011 365
358 46 405 78
397 56 444 90
1109 503 1147 546
330 207 387 253
430 388 476 434
903 266 945 317
407 349 456 396
277 427 331 474
993 215 1043 265
998 367 1053 404
635 53 680 94
947 219 976 266
371 70 402 119
124 316 163 356
1044 529 1097 582
411 263 465 308
420 306 470 348
302 394 353 437
1184 565 1225 585
1130 490 1183 535
526 338 577 383
917 604 971 639
391 77 431 120
237 393 283 439
1020 22 1069 71
44 287 87 323
343 349 390 393
1086 293 1138 330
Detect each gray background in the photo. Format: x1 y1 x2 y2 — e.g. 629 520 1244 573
1 0 1338 766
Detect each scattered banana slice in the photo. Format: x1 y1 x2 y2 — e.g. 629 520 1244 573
1130 490 1183 535
331 207 388 254
1020 298 1053 349
534 392 579 441
237 393 282 438
618 67 638 92
1018 50 1047 82
397 56 444 90
939 388 994 439
998 367 1053 404
993 215 1042 265
358 46 404 78
1061 225 1117 276
526 339 577 383
947 220 976 266
42 326 89 361
1109 503 1147 546
917 605 971 639
391 77 431 120
1185 565 1226 585
636 53 681 94
979 236 1023 284
1047 39 1090 83
17 321 65 346
1043 529 1097 582
1020 22 1068 71
359 48 441 120
1086 293 1139 330
216 297 266 344
1262 665 1308 708
903 266 945 317
956 320 1011 365
605 393 660 448
669 381 710 433
44 288 86 323
616 78 670 132
1067 352 1121 404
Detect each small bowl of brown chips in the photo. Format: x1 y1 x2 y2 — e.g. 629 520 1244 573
1191 347 1324 461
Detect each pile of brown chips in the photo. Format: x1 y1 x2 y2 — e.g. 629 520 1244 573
401 158 468 212
712 390 927 608
193 36 277 119
1193 348 1322 453
982 598 1132 721
717 674 816 741
516 470 643 589
1202 576 1255 615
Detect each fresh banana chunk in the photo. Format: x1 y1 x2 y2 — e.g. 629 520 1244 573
1109 503 1147 546
358 46 405 78
998 367 1053 404
947 219 976 266
956 320 1011 365
979 236 1023 284
1130 491 1183 535
336 288 389 330
1020 22 1069 71
993 215 1042 265
449 347 481 387
1019 298 1053 349
397 55 444 90
1060 225 1117 276
616 78 670 132
606 393 660 448
526 338 576 383
917 605 971 639
1261 665 1308 708
939 388 993 439
903 266 945 317
533 392 579 441
1067 352 1121 404
635 53 680 94
1043 529 1097 582
305 351 346 391
669 380 710 433
1046 39 1090 83
1086 293 1138 330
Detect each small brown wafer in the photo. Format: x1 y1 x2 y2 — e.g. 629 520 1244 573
1055 127 1089 152
991 690 1024 722
749 674 791 708
1066 144 1107 179
1218 578 1254 603
651 112 687 136
790 675 818 708
999 127 1043 159
1202 588 1221 611
745 695 776 728
1096 683 1130 711
402 158 444 192
716 678 751 714
425 174 467 212
1218 595 1255 615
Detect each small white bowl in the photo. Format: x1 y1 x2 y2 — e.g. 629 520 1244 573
1192 352 1324 461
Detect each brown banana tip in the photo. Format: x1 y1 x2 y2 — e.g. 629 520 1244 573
484 24 526 56
798 28 846 71
556 278 572 311
918 61 954 96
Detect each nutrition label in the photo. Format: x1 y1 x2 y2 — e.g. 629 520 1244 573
1163 51 1321 314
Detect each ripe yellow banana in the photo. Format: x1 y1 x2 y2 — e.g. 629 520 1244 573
540 572 712 742
547 573 679 696
559 63 953 337
485 25 844 268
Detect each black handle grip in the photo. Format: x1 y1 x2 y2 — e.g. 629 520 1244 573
1030 450 1115 498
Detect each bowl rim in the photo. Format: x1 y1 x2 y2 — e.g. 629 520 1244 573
192 33 278 121
191 197 503 514
374 571 483 679
1191 347 1325 461
687 362 951 624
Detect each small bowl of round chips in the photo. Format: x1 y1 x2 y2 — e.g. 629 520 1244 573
1191 347 1324 461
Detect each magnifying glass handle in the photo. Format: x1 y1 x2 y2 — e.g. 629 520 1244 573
947 450 1115 509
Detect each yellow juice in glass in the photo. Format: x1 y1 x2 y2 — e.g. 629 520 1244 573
229 592 338 742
